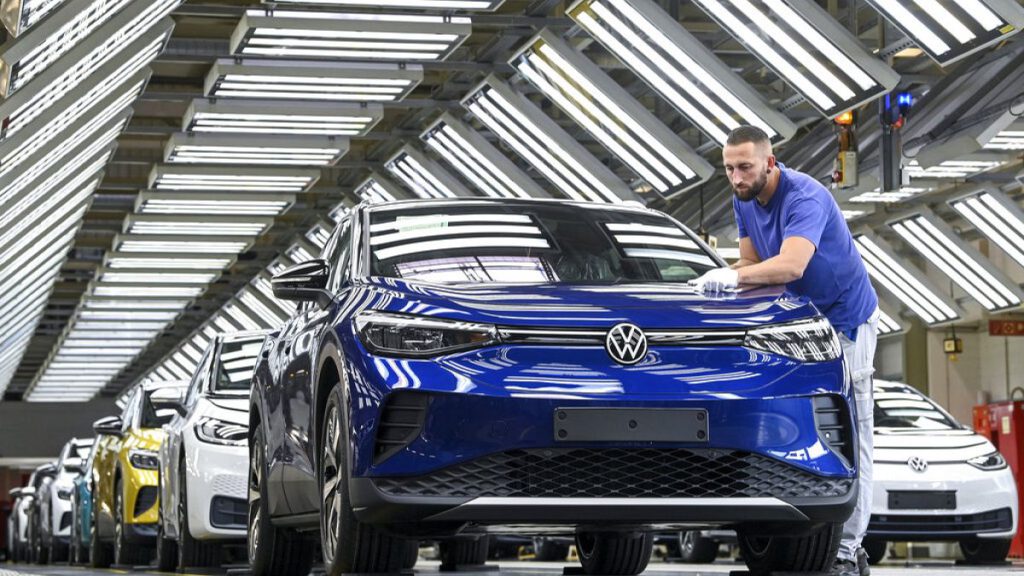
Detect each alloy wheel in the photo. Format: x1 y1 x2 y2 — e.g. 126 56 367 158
248 437 262 562
321 403 343 565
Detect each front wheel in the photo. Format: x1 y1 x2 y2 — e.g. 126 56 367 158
959 538 1011 564
862 538 886 565
575 531 653 576
320 385 413 575
737 522 841 575
177 462 219 568
248 424 314 576
89 495 112 568
113 478 150 567
677 531 719 564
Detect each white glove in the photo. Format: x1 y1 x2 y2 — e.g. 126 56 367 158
693 267 739 292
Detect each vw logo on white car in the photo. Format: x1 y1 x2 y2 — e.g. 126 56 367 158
606 323 648 366
907 456 928 473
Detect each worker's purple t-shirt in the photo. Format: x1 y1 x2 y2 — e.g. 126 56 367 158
733 163 877 335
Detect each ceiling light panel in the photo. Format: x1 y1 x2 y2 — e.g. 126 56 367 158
164 133 349 167
114 234 254 255
104 252 236 271
306 224 333 250
848 186 932 204
0 7 174 140
263 0 506 10
1 0 71 36
385 144 478 199
205 59 423 102
511 31 713 199
149 165 320 193
905 159 1005 179
985 129 1024 150
864 0 1024 66
949 189 1024 271
463 75 636 203
422 113 550 199
95 270 220 285
185 98 383 137
889 210 1024 312
230 9 472 62
329 200 353 222
854 233 961 325
568 0 796 145
135 190 295 217
355 173 414 204
692 0 899 117
124 214 273 238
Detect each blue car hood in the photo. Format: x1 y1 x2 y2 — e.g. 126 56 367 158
361 278 819 329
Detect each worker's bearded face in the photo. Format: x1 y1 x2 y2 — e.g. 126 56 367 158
723 142 774 203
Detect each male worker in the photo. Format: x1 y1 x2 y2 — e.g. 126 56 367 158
694 126 879 576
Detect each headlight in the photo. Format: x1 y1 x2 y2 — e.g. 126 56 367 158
128 449 159 470
355 310 498 358
744 316 841 362
195 417 248 447
968 451 1007 471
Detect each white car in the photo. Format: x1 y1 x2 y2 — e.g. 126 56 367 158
156 330 269 571
38 437 94 563
865 380 1017 565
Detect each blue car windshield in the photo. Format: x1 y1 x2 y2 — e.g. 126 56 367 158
368 203 718 284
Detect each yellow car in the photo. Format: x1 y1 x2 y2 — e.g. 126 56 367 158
88 381 186 568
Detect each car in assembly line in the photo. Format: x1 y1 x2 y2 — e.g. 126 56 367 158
87 380 187 567
35 437 93 564
248 198 859 576
864 380 1017 565
69 437 100 565
156 331 269 571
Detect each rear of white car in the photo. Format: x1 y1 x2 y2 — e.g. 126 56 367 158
866 381 1017 564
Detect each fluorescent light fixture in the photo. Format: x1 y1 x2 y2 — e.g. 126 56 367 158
185 98 383 137
1 0 72 36
262 0 506 10
286 243 317 265
949 189 1024 270
864 0 1024 66
80 299 190 311
134 190 294 217
568 0 797 145
385 144 477 199
849 186 932 203
692 0 899 117
0 0 140 96
511 31 713 198
421 113 550 199
905 159 1005 179
124 214 274 237
329 200 353 222
95 271 220 285
239 289 288 327
854 233 961 324
306 224 333 250
253 273 296 315
463 75 636 203
230 9 472 62
985 125 1024 150
225 301 264 331
114 234 254 255
842 210 866 220
876 302 906 337
105 253 235 270
889 210 1024 312
205 59 423 102
91 284 206 298
149 165 320 193
0 8 174 142
355 172 414 204
165 132 349 167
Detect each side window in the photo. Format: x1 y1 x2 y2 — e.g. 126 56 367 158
186 344 214 407
329 218 352 292
120 389 139 433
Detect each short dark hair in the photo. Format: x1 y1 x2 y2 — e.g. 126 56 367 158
726 125 771 147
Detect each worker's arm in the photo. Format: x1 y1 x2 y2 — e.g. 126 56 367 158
735 236 816 285
731 237 761 269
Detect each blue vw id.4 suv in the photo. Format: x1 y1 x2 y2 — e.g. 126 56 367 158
248 199 856 576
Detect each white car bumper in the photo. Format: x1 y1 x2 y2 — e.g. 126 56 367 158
184 431 248 541
869 461 1018 541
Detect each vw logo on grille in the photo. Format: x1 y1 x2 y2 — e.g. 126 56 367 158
606 323 648 366
907 456 928 473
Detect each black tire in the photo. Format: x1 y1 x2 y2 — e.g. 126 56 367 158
69 499 82 565
440 537 490 568
49 539 68 563
113 477 150 567
533 538 569 562
155 517 177 572
677 531 719 564
320 385 414 575
959 538 1011 564
89 496 112 569
575 531 653 576
177 462 219 568
737 522 842 575
862 538 886 565
249 424 315 576
403 541 420 569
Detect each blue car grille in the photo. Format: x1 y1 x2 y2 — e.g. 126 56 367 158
374 448 852 499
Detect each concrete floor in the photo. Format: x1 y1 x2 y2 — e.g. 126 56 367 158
3 559 1024 576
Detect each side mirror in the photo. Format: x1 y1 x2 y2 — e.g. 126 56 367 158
8 487 22 498
20 486 36 497
272 259 333 309
150 387 187 416
92 415 123 437
63 457 84 475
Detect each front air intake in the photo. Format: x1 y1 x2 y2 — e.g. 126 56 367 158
373 392 429 465
133 486 158 518
813 394 855 466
